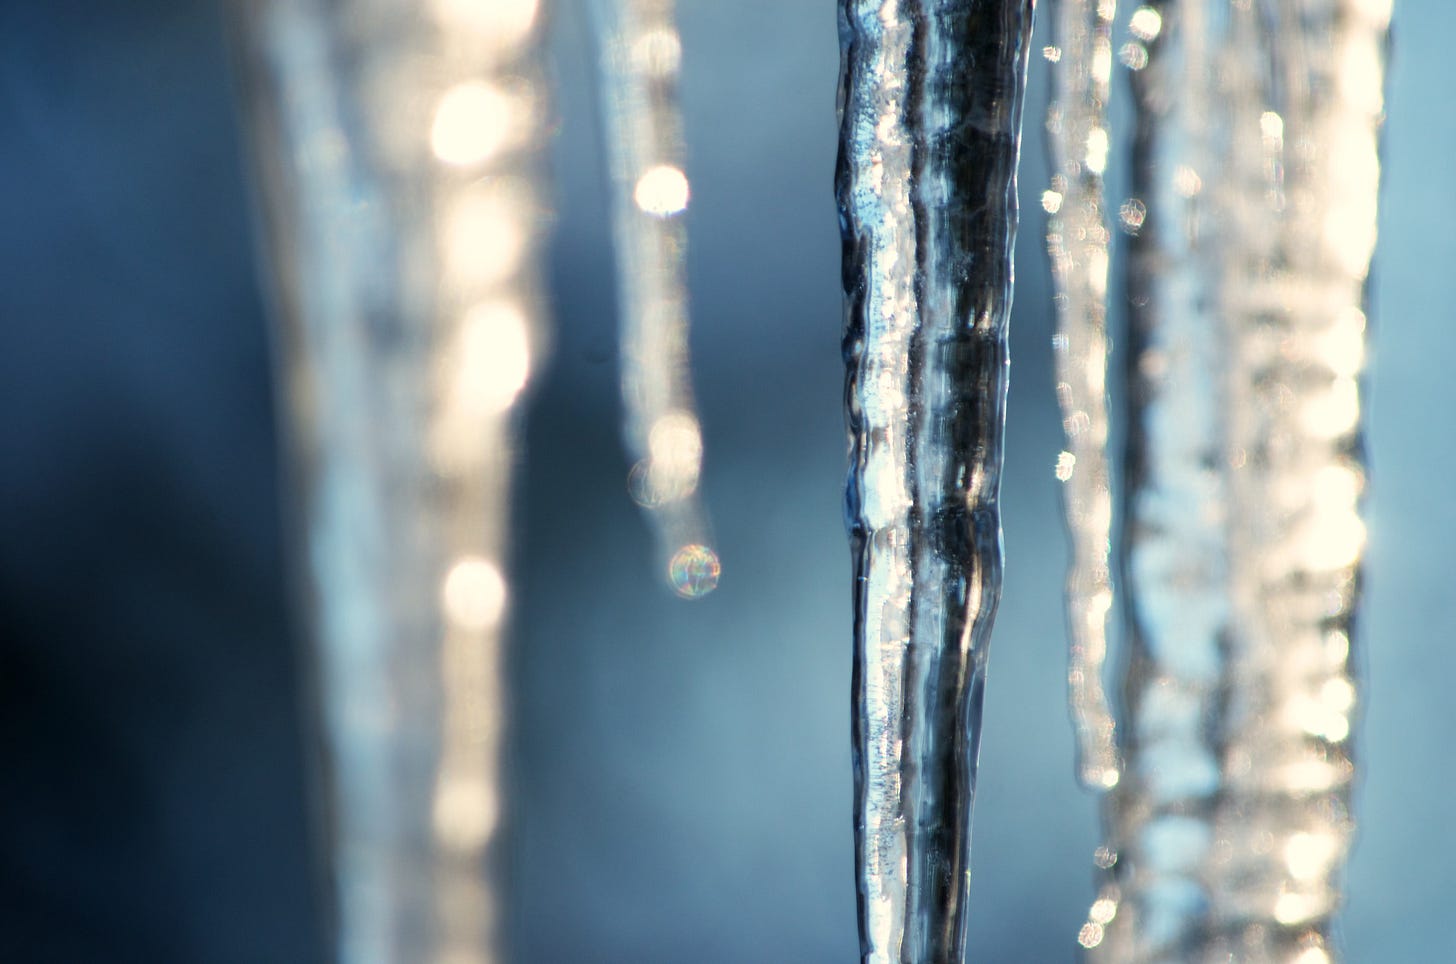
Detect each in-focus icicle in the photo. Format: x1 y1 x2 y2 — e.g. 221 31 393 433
592 0 720 598
1044 0 1122 795
837 1 1035 959
229 1 548 961
1089 2 1387 960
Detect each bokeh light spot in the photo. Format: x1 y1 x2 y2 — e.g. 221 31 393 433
668 544 720 599
634 165 690 216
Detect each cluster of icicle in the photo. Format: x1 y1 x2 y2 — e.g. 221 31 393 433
232 0 715 961
837 1 1036 960
1044 0 1389 960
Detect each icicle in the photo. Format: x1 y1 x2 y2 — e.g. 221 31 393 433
1044 0 1122 794
591 0 720 598
229 1 548 961
837 1 1035 959
1089 2 1387 960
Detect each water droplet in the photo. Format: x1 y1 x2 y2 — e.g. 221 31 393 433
668 544 720 599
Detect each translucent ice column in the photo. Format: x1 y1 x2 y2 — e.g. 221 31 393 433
1085 2 1388 960
590 0 720 598
836 1 1035 959
1044 0 1122 793
229 1 547 961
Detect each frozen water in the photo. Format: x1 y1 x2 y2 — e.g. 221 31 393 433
837 1 1036 959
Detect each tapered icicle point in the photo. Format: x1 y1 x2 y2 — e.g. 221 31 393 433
230 2 549 961
593 0 719 598
837 1 1035 960
1091 1 1387 960
1045 0 1122 795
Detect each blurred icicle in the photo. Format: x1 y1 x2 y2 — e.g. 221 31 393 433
1044 0 1123 794
837 1 1035 959
591 0 720 598
229 1 549 960
1086 2 1389 960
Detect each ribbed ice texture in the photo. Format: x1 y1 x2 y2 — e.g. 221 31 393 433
592 0 720 598
837 2 1034 960
229 2 547 961
1085 2 1388 960
1044 0 1122 793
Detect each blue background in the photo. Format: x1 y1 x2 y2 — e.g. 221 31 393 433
0 1 1451 960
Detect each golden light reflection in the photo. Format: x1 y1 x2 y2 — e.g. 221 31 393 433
1285 832 1340 882
1078 922 1105 949
1315 307 1367 376
452 301 531 416
432 775 500 851
648 411 703 473
1300 513 1365 571
1299 376 1360 439
1129 6 1162 41
1337 30 1387 116
432 0 538 43
1091 42 1113 86
1313 464 1362 509
1089 896 1118 924
1322 125 1380 278
634 164 690 216
1088 247 1109 298
442 556 507 631
444 188 524 287
1273 891 1321 926
632 27 682 77
1352 0 1394 26
1173 165 1202 197
1085 126 1110 175
1321 678 1356 714
1292 945 1334 964
629 412 705 508
1260 110 1285 156
1291 691 1352 742
431 83 515 166
1280 756 1353 794
1042 189 1064 214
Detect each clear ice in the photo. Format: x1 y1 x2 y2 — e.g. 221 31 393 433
1045 0 1124 793
229 1 548 961
590 0 720 598
1077 1 1389 960
837 1 1035 959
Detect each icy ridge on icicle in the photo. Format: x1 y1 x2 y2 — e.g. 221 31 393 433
837 1 1034 960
